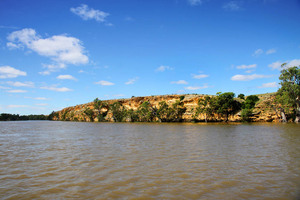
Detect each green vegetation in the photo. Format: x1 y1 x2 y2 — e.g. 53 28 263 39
0 113 48 121
275 63 300 122
94 98 108 122
240 95 260 122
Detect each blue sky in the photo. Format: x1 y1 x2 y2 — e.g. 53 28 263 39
0 0 300 115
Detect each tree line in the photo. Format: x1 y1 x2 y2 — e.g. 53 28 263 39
0 113 49 121
56 93 259 122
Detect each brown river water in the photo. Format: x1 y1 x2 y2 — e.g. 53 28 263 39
0 121 300 199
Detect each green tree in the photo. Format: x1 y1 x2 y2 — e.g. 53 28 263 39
195 96 213 122
170 100 186 122
213 92 241 122
240 95 259 122
276 63 300 122
94 98 108 121
136 101 156 122
109 102 127 122
84 108 94 122
242 95 259 109
157 101 172 122
238 94 245 99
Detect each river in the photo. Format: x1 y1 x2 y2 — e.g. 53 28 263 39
0 121 300 199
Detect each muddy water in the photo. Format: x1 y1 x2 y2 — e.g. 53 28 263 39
0 121 300 199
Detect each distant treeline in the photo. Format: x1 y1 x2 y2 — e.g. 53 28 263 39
0 113 49 121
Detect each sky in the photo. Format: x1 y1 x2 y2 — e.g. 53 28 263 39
0 0 300 115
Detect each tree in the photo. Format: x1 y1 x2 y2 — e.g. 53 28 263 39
195 96 213 122
213 92 241 122
157 101 172 122
238 94 245 99
276 63 300 122
109 102 127 122
136 101 156 122
84 108 94 122
94 98 108 121
240 95 259 122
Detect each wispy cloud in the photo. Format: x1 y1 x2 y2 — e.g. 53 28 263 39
185 85 209 90
95 80 115 86
266 48 276 55
252 49 264 57
0 66 27 79
0 86 11 90
6 81 34 87
171 80 188 85
231 74 272 81
57 74 77 81
236 64 257 69
156 65 173 72
187 0 203 6
7 89 27 93
258 82 278 88
70 4 110 23
223 1 242 11
125 77 139 85
33 97 47 100
268 59 300 70
7 105 29 108
40 86 72 92
192 74 209 79
35 103 48 106
39 63 66 75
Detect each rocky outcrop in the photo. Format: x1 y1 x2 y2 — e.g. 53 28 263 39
53 93 282 122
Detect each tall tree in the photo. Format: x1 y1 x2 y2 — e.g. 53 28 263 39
276 63 300 122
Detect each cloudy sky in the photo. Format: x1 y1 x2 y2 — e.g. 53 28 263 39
0 0 300 115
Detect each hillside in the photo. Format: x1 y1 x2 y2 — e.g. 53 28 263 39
51 93 283 122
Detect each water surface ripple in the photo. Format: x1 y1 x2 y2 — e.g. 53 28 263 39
0 121 300 199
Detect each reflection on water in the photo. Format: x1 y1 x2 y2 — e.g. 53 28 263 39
0 121 300 199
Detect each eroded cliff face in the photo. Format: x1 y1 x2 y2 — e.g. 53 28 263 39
53 93 281 122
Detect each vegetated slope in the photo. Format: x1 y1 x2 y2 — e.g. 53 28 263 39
52 93 281 122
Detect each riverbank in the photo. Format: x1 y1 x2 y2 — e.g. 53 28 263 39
51 93 284 123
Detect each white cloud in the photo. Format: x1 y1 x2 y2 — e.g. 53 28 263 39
258 82 278 88
287 59 300 68
7 105 29 108
236 64 257 69
156 65 173 72
0 66 27 79
245 70 255 73
95 80 115 86
6 42 22 49
7 89 27 93
70 4 109 22
125 77 139 85
6 81 34 87
231 74 272 81
33 97 47 100
223 1 241 11
57 74 77 81
7 28 89 70
188 0 203 6
252 49 264 56
0 86 11 90
185 85 209 90
266 48 276 55
39 63 66 75
192 74 209 79
268 59 300 70
171 80 188 85
268 61 282 70
40 86 72 92
35 103 48 106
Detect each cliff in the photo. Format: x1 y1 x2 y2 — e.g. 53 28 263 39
52 93 282 122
